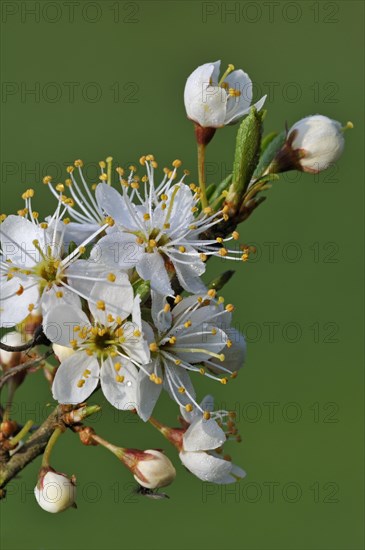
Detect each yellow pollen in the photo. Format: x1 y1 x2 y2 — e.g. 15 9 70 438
74 159 84 168
199 368 205 375
149 239 157 248
200 253 208 262
185 404 193 412
105 217 115 227
220 377 228 385
216 237 223 243
139 156 146 165
55 184 64 192
219 248 228 257
163 223 170 229
114 362 122 371
83 369 91 378
179 246 186 253
115 375 125 383
116 167 124 175
184 320 192 328
96 300 106 311
174 295 182 304
225 304 234 312
203 207 212 215
40 222 48 229
203 411 211 420
77 379 85 388
78 246 86 255
143 213 151 221
231 371 238 379
107 273 116 282
99 174 108 181
218 296 225 304
133 329 141 337
43 175 52 184
56 291 63 298
227 339 233 348
163 303 171 313
175 359 182 365
169 336 176 344
136 237 144 245
28 303 35 312
208 289 216 298
160 194 168 201
232 231 239 240
149 343 158 352
172 159 182 168
178 386 185 394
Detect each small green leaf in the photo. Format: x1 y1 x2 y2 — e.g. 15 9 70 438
207 270 235 291
226 107 264 207
68 241 78 255
254 130 286 177
134 280 151 304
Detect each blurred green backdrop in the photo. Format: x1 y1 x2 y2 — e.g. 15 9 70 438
0 1 364 549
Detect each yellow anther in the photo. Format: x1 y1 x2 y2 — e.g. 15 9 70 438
56 291 63 298
83 369 91 378
226 339 233 348
175 359 182 365
151 161 158 168
99 173 108 181
231 371 238 379
107 273 116 282
149 342 158 352
199 367 205 375
131 181 139 189
208 289 216 298
115 375 125 383
200 253 208 262
143 213 151 221
203 411 211 420
211 328 217 336
129 165 137 172
184 169 190 176
174 295 182 304
74 159 84 168
136 237 144 245
219 248 228 257
99 161 106 169
40 222 48 229
172 159 182 168
241 253 249 261
160 193 168 201
218 296 225 304
0 214 7 222
155 377 163 384
116 316 122 325
185 404 193 412
43 175 52 184
65 178 72 187
149 239 157 248
163 222 170 229
169 336 176 344
178 246 186 253
139 156 146 165
96 300 106 311
66 166 74 174
149 373 156 382
163 303 171 313
203 207 212 215
228 88 241 97
28 303 35 312
105 216 115 226
114 362 122 372
216 237 223 243
178 386 186 394
184 320 192 328
232 231 239 240
77 379 85 388
73 326 80 332
133 329 141 338
78 246 86 255
220 377 228 385
116 167 124 175
225 304 235 312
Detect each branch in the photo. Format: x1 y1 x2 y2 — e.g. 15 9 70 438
0 350 54 391
0 403 100 497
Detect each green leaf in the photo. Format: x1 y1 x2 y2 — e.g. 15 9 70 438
68 241 78 255
226 107 264 206
254 130 286 178
207 270 235 291
134 280 151 304
260 131 279 154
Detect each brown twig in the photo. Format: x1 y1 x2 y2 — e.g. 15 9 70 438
0 350 54 391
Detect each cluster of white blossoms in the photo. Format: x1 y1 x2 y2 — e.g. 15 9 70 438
0 60 350 510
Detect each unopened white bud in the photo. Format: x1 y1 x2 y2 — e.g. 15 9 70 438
133 449 176 489
53 344 76 363
34 470 76 513
287 115 346 173
0 331 26 368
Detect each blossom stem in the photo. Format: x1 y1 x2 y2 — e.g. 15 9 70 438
9 420 34 447
41 427 63 468
197 143 208 209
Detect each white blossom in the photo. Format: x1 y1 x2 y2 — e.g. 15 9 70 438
184 61 266 128
34 470 76 513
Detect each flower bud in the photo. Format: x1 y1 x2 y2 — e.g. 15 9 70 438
0 331 26 369
34 468 76 513
53 343 76 363
272 115 348 174
123 449 176 489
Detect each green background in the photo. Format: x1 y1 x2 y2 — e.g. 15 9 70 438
1 1 364 549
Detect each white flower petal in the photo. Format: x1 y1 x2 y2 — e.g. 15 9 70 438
95 183 140 228
88 272 134 324
100 356 138 411
136 252 172 296
179 450 232 482
183 417 226 452
184 62 219 109
52 353 99 404
62 222 101 246
41 285 81 317
170 249 207 294
136 360 163 421
0 215 46 267
94 232 144 271
151 291 172 333
0 277 40 327
44 304 91 347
